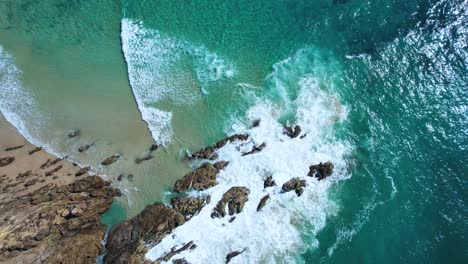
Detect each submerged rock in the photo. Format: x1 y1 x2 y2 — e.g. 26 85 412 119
78 143 94 153
149 144 159 152
283 125 302 138
242 142 266 156
187 134 249 160
252 119 261 127
105 203 185 264
211 187 250 218
0 156 15 167
281 177 306 193
45 165 63 176
135 154 153 164
5 144 24 151
171 196 208 220
257 194 270 211
75 166 91 177
28 147 42 155
308 161 334 180
264 175 276 188
67 129 80 138
100 154 120 165
174 161 228 193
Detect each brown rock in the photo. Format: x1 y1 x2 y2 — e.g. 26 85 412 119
171 196 208 220
281 177 306 193
264 176 276 188
212 187 250 218
45 165 63 176
308 161 334 180
0 156 15 167
188 134 249 160
295 187 304 197
40 159 51 169
135 154 153 164
174 161 228 193
75 166 91 177
28 146 42 155
156 241 195 262
5 144 24 151
78 143 94 152
257 195 270 211
100 154 120 165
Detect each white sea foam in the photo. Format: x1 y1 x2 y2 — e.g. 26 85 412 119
146 50 352 263
121 18 236 145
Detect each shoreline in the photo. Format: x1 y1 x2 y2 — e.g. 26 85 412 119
0 112 120 263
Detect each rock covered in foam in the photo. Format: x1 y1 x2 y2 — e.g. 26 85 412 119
308 161 334 180
211 187 250 218
281 177 306 193
263 175 276 188
283 125 302 138
187 134 249 160
173 161 228 193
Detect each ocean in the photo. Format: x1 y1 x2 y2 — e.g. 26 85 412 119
0 0 466 263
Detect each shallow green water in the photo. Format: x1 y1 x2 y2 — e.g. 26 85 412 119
0 0 467 263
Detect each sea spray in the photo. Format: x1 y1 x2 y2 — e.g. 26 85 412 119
145 53 352 263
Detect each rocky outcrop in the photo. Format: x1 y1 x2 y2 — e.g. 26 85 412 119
100 154 120 165
173 161 228 193
211 187 250 218
0 156 14 167
75 166 91 177
155 241 196 263
257 194 270 211
187 134 249 160
28 147 42 155
264 176 276 188
242 142 266 156
0 176 119 263
171 196 209 220
105 203 185 264
283 125 302 138
308 161 334 180
281 177 306 193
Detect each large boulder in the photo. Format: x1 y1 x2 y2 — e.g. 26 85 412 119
105 203 185 264
187 134 249 160
211 187 250 218
174 161 228 193
281 178 306 193
308 161 334 180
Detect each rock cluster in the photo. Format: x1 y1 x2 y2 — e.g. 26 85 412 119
171 196 209 220
308 161 334 180
187 134 249 160
281 177 306 195
211 187 250 218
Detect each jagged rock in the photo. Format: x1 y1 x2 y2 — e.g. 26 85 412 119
135 154 153 164
171 196 208 220
264 176 276 188
157 241 195 262
105 203 185 264
45 165 63 176
68 129 80 138
211 187 250 218
5 144 24 151
28 147 42 155
283 125 302 138
0 156 15 167
174 161 228 193
295 188 304 197
226 249 246 263
187 134 249 160
242 142 266 156
78 143 94 152
257 195 270 211
100 154 120 165
75 166 91 177
281 178 306 193
150 144 159 152
308 161 334 180
252 119 261 127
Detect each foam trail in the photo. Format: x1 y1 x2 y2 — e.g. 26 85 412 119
121 18 235 145
146 50 352 263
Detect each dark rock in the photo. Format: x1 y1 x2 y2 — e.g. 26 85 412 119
5 145 24 151
157 241 195 262
212 187 250 218
105 203 185 264
117 174 124 181
187 134 249 160
252 119 261 127
281 178 306 193
24 178 38 187
49 157 64 167
264 176 276 188
67 129 80 138
28 147 42 155
283 125 302 138
135 154 153 164
226 249 246 263
174 161 228 193
78 143 94 153
242 142 266 156
75 166 91 177
257 195 270 211
100 154 120 165
228 216 236 223
295 187 304 197
308 161 334 180
0 156 15 167
171 196 208 220
150 144 159 152
45 165 63 176
40 159 50 169
173 258 190 264
17 170 32 180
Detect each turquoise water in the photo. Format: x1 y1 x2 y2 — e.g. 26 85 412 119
1 0 467 263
